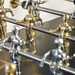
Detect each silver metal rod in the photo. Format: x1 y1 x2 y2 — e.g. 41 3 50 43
3 17 75 42
32 26 75 42
37 6 72 16
32 26 59 37
11 1 75 18
3 17 25 27
14 1 22 6
2 44 75 75
59 66 75 74
17 51 50 65
18 51 75 74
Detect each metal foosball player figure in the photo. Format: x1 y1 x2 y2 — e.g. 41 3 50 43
16 6 43 54
50 14 75 66
5 62 16 75
0 0 14 41
39 38 67 75
2 26 34 75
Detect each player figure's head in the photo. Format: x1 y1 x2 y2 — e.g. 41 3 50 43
63 14 70 23
28 6 34 16
12 26 20 36
0 0 4 6
54 38 64 50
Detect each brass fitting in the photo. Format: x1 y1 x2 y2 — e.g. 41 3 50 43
10 0 19 8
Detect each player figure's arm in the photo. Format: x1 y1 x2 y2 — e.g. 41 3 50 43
71 26 75 30
35 17 44 25
50 27 60 33
23 38 34 45
3 37 11 45
16 17 26 23
39 51 51 67
5 8 14 16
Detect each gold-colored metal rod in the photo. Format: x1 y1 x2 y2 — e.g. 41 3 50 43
3 17 75 42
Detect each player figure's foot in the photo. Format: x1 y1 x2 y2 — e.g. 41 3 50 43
65 61 70 67
23 48 29 52
31 50 37 54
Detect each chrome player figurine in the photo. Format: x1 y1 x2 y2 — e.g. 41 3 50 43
2 26 33 75
5 62 16 75
2 26 33 50
2 26 23 75
50 14 75 66
0 0 14 40
3 26 24 51
39 38 66 75
16 6 43 54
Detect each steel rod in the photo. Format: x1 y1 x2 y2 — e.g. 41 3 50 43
36 7 75 19
3 17 25 27
32 26 59 37
37 7 72 16
59 66 75 74
2 44 75 75
10 1 75 19
32 26 75 42
14 1 22 6
3 17 75 42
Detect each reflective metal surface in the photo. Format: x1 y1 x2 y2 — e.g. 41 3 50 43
3 17 75 42
0 17 75 75
10 0 19 8
16 6 43 54
9 0 75 20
